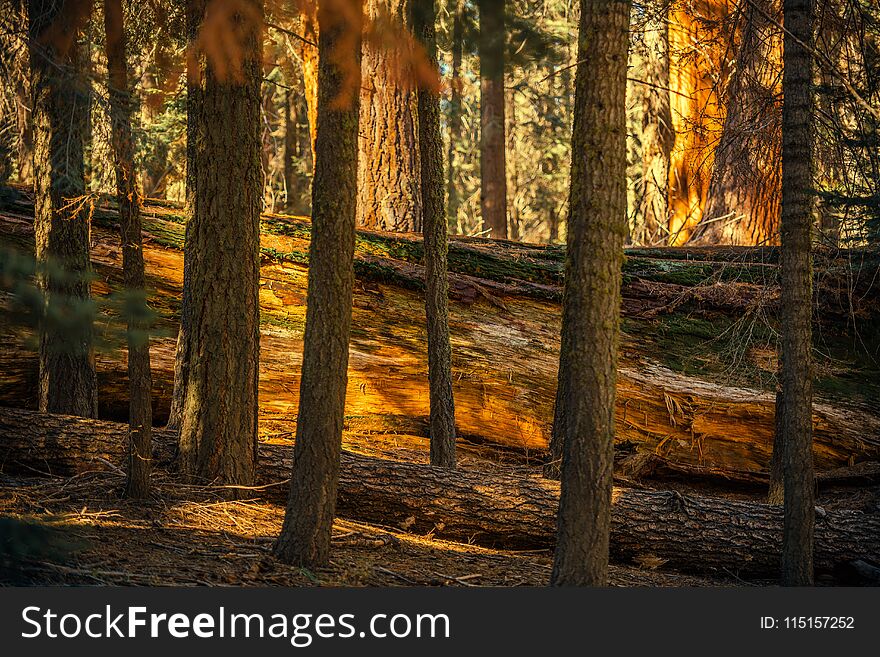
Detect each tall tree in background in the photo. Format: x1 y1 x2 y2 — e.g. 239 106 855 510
770 0 816 586
274 0 363 567
550 0 631 586
103 0 152 498
357 0 421 231
446 0 464 228
477 0 507 238
28 0 98 418
177 0 263 488
167 0 205 432
691 1 782 246
413 0 456 467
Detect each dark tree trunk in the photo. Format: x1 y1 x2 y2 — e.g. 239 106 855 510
550 0 631 587
477 0 507 239
775 0 816 586
166 0 205 433
177 0 262 488
273 0 363 568
283 88 310 214
27 0 98 418
691 0 781 246
413 0 456 468
3 407 879 582
103 0 152 498
357 0 421 232
139 71 168 199
446 0 463 230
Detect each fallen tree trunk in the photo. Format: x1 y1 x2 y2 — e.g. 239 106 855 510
2 192 879 482
1 407 878 579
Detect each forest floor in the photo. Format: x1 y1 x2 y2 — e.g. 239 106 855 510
2 426 877 587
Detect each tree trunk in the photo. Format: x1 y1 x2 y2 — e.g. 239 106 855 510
103 0 152 498
1 407 878 581
27 0 98 418
297 2 319 165
691 1 782 246
356 0 421 232
550 0 631 587
167 0 205 434
446 0 463 230
413 0 456 468
283 88 310 214
478 0 507 239
776 0 816 587
177 0 262 488
274 0 363 568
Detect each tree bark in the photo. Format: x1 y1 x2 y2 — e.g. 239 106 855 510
103 0 152 498
1 407 878 581
166 0 205 433
273 0 363 568
413 0 455 468
691 1 782 246
283 88 310 214
177 0 262 488
776 0 816 587
356 0 421 232
297 2 319 165
550 0 632 587
477 0 507 239
27 0 98 418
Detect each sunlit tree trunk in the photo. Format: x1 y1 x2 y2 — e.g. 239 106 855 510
274 0 363 567
550 0 631 586
413 0 456 467
357 0 421 232
693 0 782 246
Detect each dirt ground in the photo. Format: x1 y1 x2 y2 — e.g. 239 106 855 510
4 425 875 588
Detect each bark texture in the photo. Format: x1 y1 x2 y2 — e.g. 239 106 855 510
1 407 878 581
104 0 152 498
166 0 205 433
776 0 815 586
297 2 319 164
28 0 98 418
691 1 782 246
357 0 421 232
274 0 363 568
413 0 455 468
177 0 262 487
477 0 507 239
550 0 632 587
